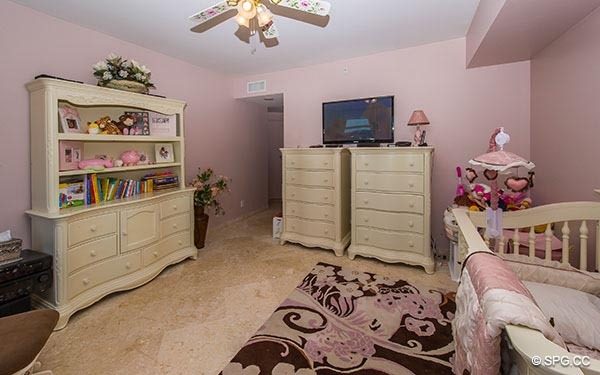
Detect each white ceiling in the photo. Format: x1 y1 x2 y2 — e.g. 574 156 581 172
12 0 480 75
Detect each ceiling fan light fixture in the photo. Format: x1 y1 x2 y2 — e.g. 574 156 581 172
235 13 250 27
256 5 273 27
237 0 257 20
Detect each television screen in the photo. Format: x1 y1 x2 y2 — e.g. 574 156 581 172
322 96 394 144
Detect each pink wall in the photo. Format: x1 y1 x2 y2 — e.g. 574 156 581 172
0 0 268 247
531 8 600 204
232 38 531 252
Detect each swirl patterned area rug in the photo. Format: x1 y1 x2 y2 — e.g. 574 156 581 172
220 262 456 375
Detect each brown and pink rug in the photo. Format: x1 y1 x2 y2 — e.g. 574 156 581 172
220 263 456 375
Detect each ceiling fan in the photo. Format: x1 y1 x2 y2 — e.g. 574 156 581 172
189 0 331 40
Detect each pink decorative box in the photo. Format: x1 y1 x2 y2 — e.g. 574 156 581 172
59 141 84 171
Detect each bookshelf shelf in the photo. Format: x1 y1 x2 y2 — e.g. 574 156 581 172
59 162 181 177
26 77 196 329
58 134 182 142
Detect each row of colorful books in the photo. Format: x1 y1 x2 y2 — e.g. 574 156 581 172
59 173 178 208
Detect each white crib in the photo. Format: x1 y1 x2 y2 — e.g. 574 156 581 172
453 202 600 375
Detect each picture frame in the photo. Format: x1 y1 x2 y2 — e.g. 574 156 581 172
125 111 150 136
59 141 84 171
149 113 177 137
58 106 82 133
154 143 174 163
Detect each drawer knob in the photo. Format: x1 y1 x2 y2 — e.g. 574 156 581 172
323 179 329 183
90 250 97 257
363 200 369 205
172 223 178 229
408 221 414 228
291 161 296 165
178 240 183 246
323 162 329 166
82 278 90 285
364 162 369 167
409 241 415 248
409 162 415 167
324 213 328 218
364 236 369 241
90 225 97 232
409 182 414 188
173 205 178 211
153 251 159 258
125 262 132 270
291 177 295 181
364 218 370 223
291 209 296 213
364 181 369 186
323 196 328 201
291 225 296 230
409 202 415 208
291 193 296 197
324 230 329 234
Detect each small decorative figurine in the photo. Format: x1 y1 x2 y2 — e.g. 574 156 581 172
115 114 136 135
78 158 114 171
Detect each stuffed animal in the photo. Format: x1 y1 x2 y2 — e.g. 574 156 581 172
79 158 114 171
120 150 141 166
95 116 121 135
115 114 136 135
87 121 100 135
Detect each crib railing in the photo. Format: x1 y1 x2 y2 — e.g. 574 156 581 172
455 202 600 272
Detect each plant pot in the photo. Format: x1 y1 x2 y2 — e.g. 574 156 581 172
194 206 209 249
103 80 149 94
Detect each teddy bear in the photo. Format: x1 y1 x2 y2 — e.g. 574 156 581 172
114 114 136 135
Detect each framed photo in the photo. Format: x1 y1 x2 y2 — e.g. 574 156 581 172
149 113 177 137
125 111 150 136
59 141 84 171
59 106 82 133
155 143 174 163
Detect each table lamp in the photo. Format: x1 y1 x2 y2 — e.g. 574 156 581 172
407 110 430 146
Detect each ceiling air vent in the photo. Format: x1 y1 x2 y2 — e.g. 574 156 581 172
247 80 267 94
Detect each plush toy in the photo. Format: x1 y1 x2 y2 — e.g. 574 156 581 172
113 159 124 168
87 122 100 135
79 158 114 171
115 114 136 135
95 116 121 135
120 150 141 166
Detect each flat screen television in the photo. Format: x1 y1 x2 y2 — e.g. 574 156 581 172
322 96 394 145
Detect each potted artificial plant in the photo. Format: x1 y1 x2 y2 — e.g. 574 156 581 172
191 168 229 249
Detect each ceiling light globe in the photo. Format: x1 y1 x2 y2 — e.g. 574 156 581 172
242 0 253 11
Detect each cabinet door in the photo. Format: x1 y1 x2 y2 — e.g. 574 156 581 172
121 204 160 253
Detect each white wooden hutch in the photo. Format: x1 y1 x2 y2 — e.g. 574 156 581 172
26 78 196 329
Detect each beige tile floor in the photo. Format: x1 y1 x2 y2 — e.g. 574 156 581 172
39 208 456 375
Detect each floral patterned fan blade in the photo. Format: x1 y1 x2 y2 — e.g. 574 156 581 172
261 21 279 39
189 1 235 24
270 0 331 16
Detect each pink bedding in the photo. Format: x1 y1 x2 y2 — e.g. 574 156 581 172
453 251 565 375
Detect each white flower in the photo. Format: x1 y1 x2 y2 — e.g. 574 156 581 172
140 65 151 74
337 268 370 283
118 70 128 78
107 52 119 60
92 61 108 71
272 363 316 375
122 60 132 68
130 59 141 69
102 71 113 80
134 72 144 81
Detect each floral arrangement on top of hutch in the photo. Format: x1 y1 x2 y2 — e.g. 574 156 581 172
26 76 196 329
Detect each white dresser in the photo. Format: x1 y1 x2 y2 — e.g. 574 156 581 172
280 148 351 256
26 78 197 329
348 148 434 273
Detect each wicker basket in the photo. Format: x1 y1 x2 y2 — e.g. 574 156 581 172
0 238 22 263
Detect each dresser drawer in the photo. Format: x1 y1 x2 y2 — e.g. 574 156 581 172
143 231 191 267
68 213 117 247
356 227 424 254
286 154 334 170
355 192 423 214
286 186 334 205
67 252 141 300
160 195 191 219
355 154 424 173
285 217 335 240
161 213 191 238
67 235 117 274
286 170 334 187
355 210 424 233
356 172 424 194
286 201 334 221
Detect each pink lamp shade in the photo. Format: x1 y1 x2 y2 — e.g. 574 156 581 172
407 110 430 126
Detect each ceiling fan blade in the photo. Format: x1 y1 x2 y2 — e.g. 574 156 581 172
189 1 234 24
270 0 331 16
261 21 279 39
